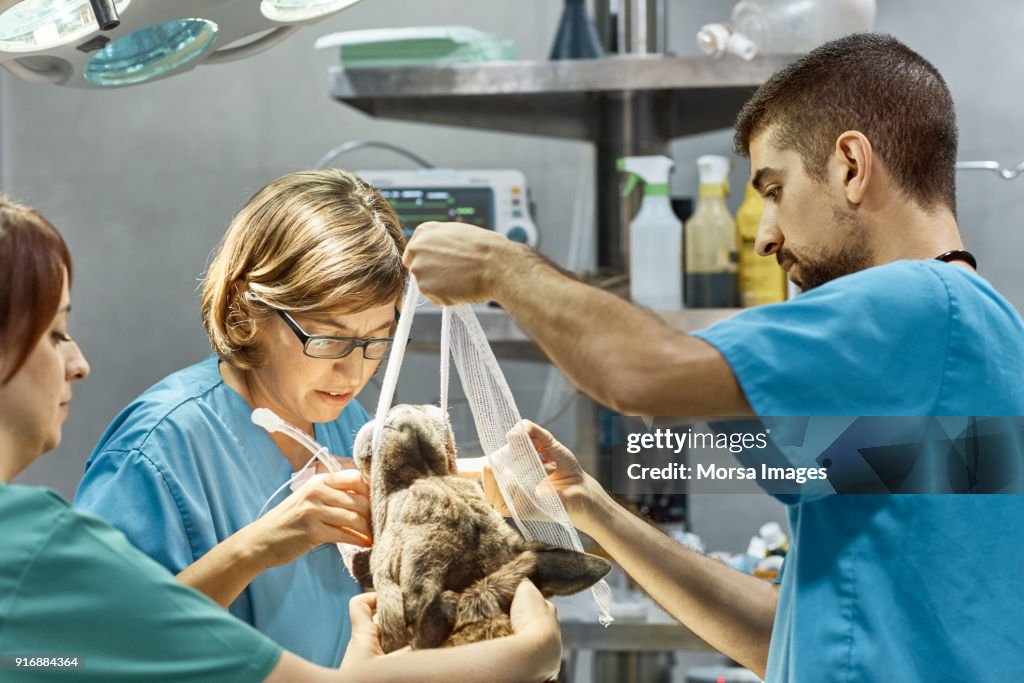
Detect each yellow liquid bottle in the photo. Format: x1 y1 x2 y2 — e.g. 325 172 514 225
737 181 787 307
684 155 738 308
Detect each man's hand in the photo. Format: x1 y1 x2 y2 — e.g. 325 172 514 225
403 222 519 305
482 420 611 536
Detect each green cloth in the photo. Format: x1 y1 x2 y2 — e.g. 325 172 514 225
0 483 283 682
315 26 518 68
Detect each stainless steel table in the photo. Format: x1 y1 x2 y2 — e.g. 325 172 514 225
560 620 716 683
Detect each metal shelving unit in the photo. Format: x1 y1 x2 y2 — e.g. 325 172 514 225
329 54 794 271
329 55 792 140
329 54 776 667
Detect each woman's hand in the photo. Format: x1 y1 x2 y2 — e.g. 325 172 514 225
509 580 562 680
340 593 387 669
482 420 609 535
246 470 372 569
337 583 561 683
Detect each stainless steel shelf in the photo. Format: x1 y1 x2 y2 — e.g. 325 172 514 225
329 54 795 140
408 306 741 362
561 620 711 652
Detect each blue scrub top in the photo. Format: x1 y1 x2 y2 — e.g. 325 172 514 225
75 355 369 667
695 261 1024 682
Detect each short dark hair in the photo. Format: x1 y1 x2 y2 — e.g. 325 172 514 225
0 197 72 384
734 33 958 213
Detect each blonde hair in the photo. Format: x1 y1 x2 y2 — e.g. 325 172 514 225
201 169 407 368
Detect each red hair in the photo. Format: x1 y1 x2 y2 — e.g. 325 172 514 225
0 197 72 384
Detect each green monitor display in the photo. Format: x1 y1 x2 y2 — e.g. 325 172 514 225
379 187 494 236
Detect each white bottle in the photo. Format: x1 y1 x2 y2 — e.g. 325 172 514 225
619 155 683 310
697 0 876 60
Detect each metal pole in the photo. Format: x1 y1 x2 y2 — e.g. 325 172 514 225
592 0 671 271
631 0 647 55
595 91 669 271
592 0 614 52
89 0 121 31
652 0 668 54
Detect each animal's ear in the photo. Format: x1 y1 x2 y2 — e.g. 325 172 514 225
423 404 458 472
349 547 374 592
528 543 612 596
442 420 457 472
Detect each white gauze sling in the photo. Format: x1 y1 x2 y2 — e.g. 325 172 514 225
371 277 613 626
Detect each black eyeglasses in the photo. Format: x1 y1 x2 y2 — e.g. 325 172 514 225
276 309 397 360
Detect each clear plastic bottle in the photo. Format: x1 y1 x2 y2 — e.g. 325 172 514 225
685 155 738 308
697 0 875 60
737 181 787 306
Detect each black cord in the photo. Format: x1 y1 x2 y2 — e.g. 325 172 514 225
935 250 977 270
315 141 434 170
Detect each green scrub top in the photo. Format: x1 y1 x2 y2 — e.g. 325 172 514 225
0 483 282 682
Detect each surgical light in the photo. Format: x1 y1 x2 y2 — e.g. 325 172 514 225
0 0 129 52
0 0 364 88
83 18 218 87
260 0 362 23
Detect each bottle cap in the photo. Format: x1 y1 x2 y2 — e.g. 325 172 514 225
747 536 768 558
759 521 787 548
696 23 732 57
697 154 731 185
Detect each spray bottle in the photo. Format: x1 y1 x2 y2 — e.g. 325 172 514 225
618 155 683 310
685 155 738 307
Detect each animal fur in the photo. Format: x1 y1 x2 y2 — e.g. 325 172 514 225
352 404 611 653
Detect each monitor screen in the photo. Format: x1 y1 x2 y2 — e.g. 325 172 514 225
378 187 494 236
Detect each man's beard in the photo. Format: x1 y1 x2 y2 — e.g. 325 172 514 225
780 204 873 291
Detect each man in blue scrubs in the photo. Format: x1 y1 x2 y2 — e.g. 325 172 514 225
402 34 1024 681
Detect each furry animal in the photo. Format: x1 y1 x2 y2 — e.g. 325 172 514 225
352 404 611 653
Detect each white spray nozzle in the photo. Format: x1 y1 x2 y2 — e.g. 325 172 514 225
617 155 674 196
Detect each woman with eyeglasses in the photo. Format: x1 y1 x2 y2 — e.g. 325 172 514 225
75 169 406 667
0 194 563 682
